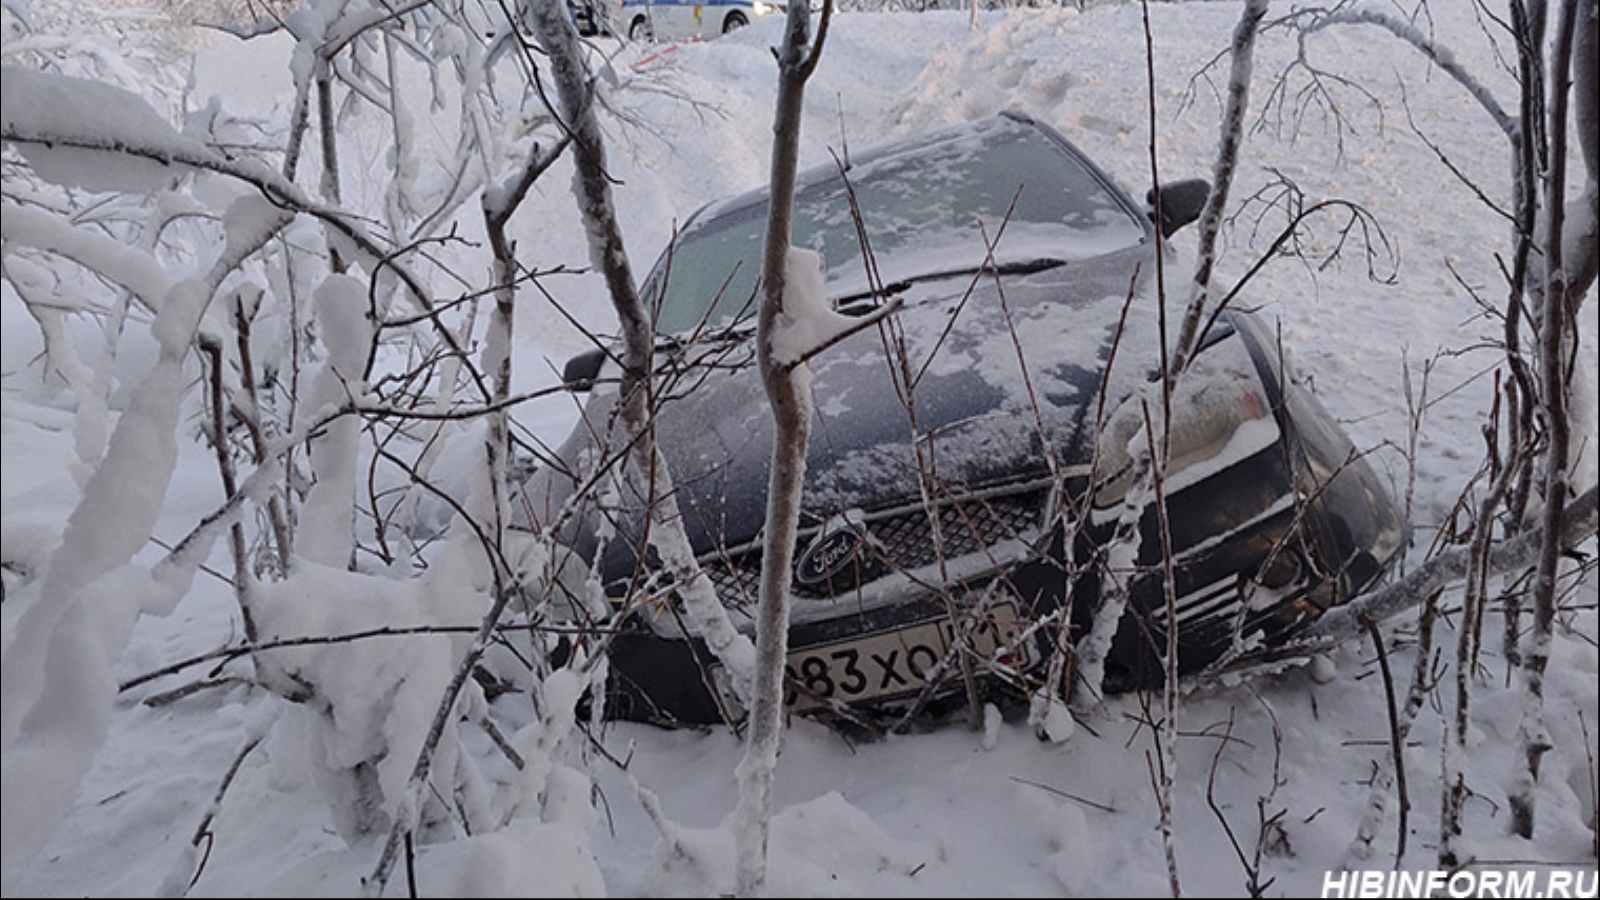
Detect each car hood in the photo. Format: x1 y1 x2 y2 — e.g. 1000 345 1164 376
520 241 1163 564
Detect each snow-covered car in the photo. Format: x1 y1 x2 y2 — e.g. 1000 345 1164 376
617 0 782 41
515 112 1409 727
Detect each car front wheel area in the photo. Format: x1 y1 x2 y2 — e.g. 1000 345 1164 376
629 15 652 40
723 11 748 32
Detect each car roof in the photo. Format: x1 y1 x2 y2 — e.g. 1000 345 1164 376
682 111 1145 235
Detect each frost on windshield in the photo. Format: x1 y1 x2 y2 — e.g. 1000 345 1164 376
645 117 1146 336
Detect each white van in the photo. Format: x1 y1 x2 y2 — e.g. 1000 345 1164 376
613 0 785 42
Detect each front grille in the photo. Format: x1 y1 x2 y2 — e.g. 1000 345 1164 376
699 483 1052 606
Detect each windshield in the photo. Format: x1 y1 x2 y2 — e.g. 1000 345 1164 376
643 116 1147 336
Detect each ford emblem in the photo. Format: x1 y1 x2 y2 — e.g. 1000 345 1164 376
795 525 864 589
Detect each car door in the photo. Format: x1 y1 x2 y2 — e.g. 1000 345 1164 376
686 0 716 39
650 0 690 40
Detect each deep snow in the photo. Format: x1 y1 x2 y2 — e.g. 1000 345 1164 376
2 2 1597 897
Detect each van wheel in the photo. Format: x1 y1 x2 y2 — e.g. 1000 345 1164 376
629 15 652 41
723 11 748 32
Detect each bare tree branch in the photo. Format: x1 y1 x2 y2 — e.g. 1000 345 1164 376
1302 485 1597 646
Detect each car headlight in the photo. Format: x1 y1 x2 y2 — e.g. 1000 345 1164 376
1091 343 1278 516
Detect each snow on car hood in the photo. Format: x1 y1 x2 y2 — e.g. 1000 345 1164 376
521 240 1167 564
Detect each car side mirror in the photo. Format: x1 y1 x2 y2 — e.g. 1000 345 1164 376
562 347 608 392
1146 178 1211 236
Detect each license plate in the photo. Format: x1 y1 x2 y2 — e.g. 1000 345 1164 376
783 602 1034 713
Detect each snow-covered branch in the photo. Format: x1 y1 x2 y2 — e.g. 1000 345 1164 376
1 65 491 402
525 0 758 704
738 2 835 896
1173 0 1267 377
1281 5 1517 139
1303 485 1597 645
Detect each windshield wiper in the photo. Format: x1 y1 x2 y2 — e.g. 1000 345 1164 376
832 256 1069 314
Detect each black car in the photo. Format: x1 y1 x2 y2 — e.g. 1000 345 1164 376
513 112 1409 727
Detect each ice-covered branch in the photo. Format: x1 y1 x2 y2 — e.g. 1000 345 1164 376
0 191 292 883
1302 485 1597 645
1284 6 1516 139
0 203 170 315
738 2 835 896
1173 0 1268 377
1562 0 1598 301
527 0 758 702
766 247 899 371
1 65 493 403
1508 0 1585 843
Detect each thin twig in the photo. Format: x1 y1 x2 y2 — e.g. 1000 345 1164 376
1009 776 1116 814
179 733 266 895
1363 614 1410 861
